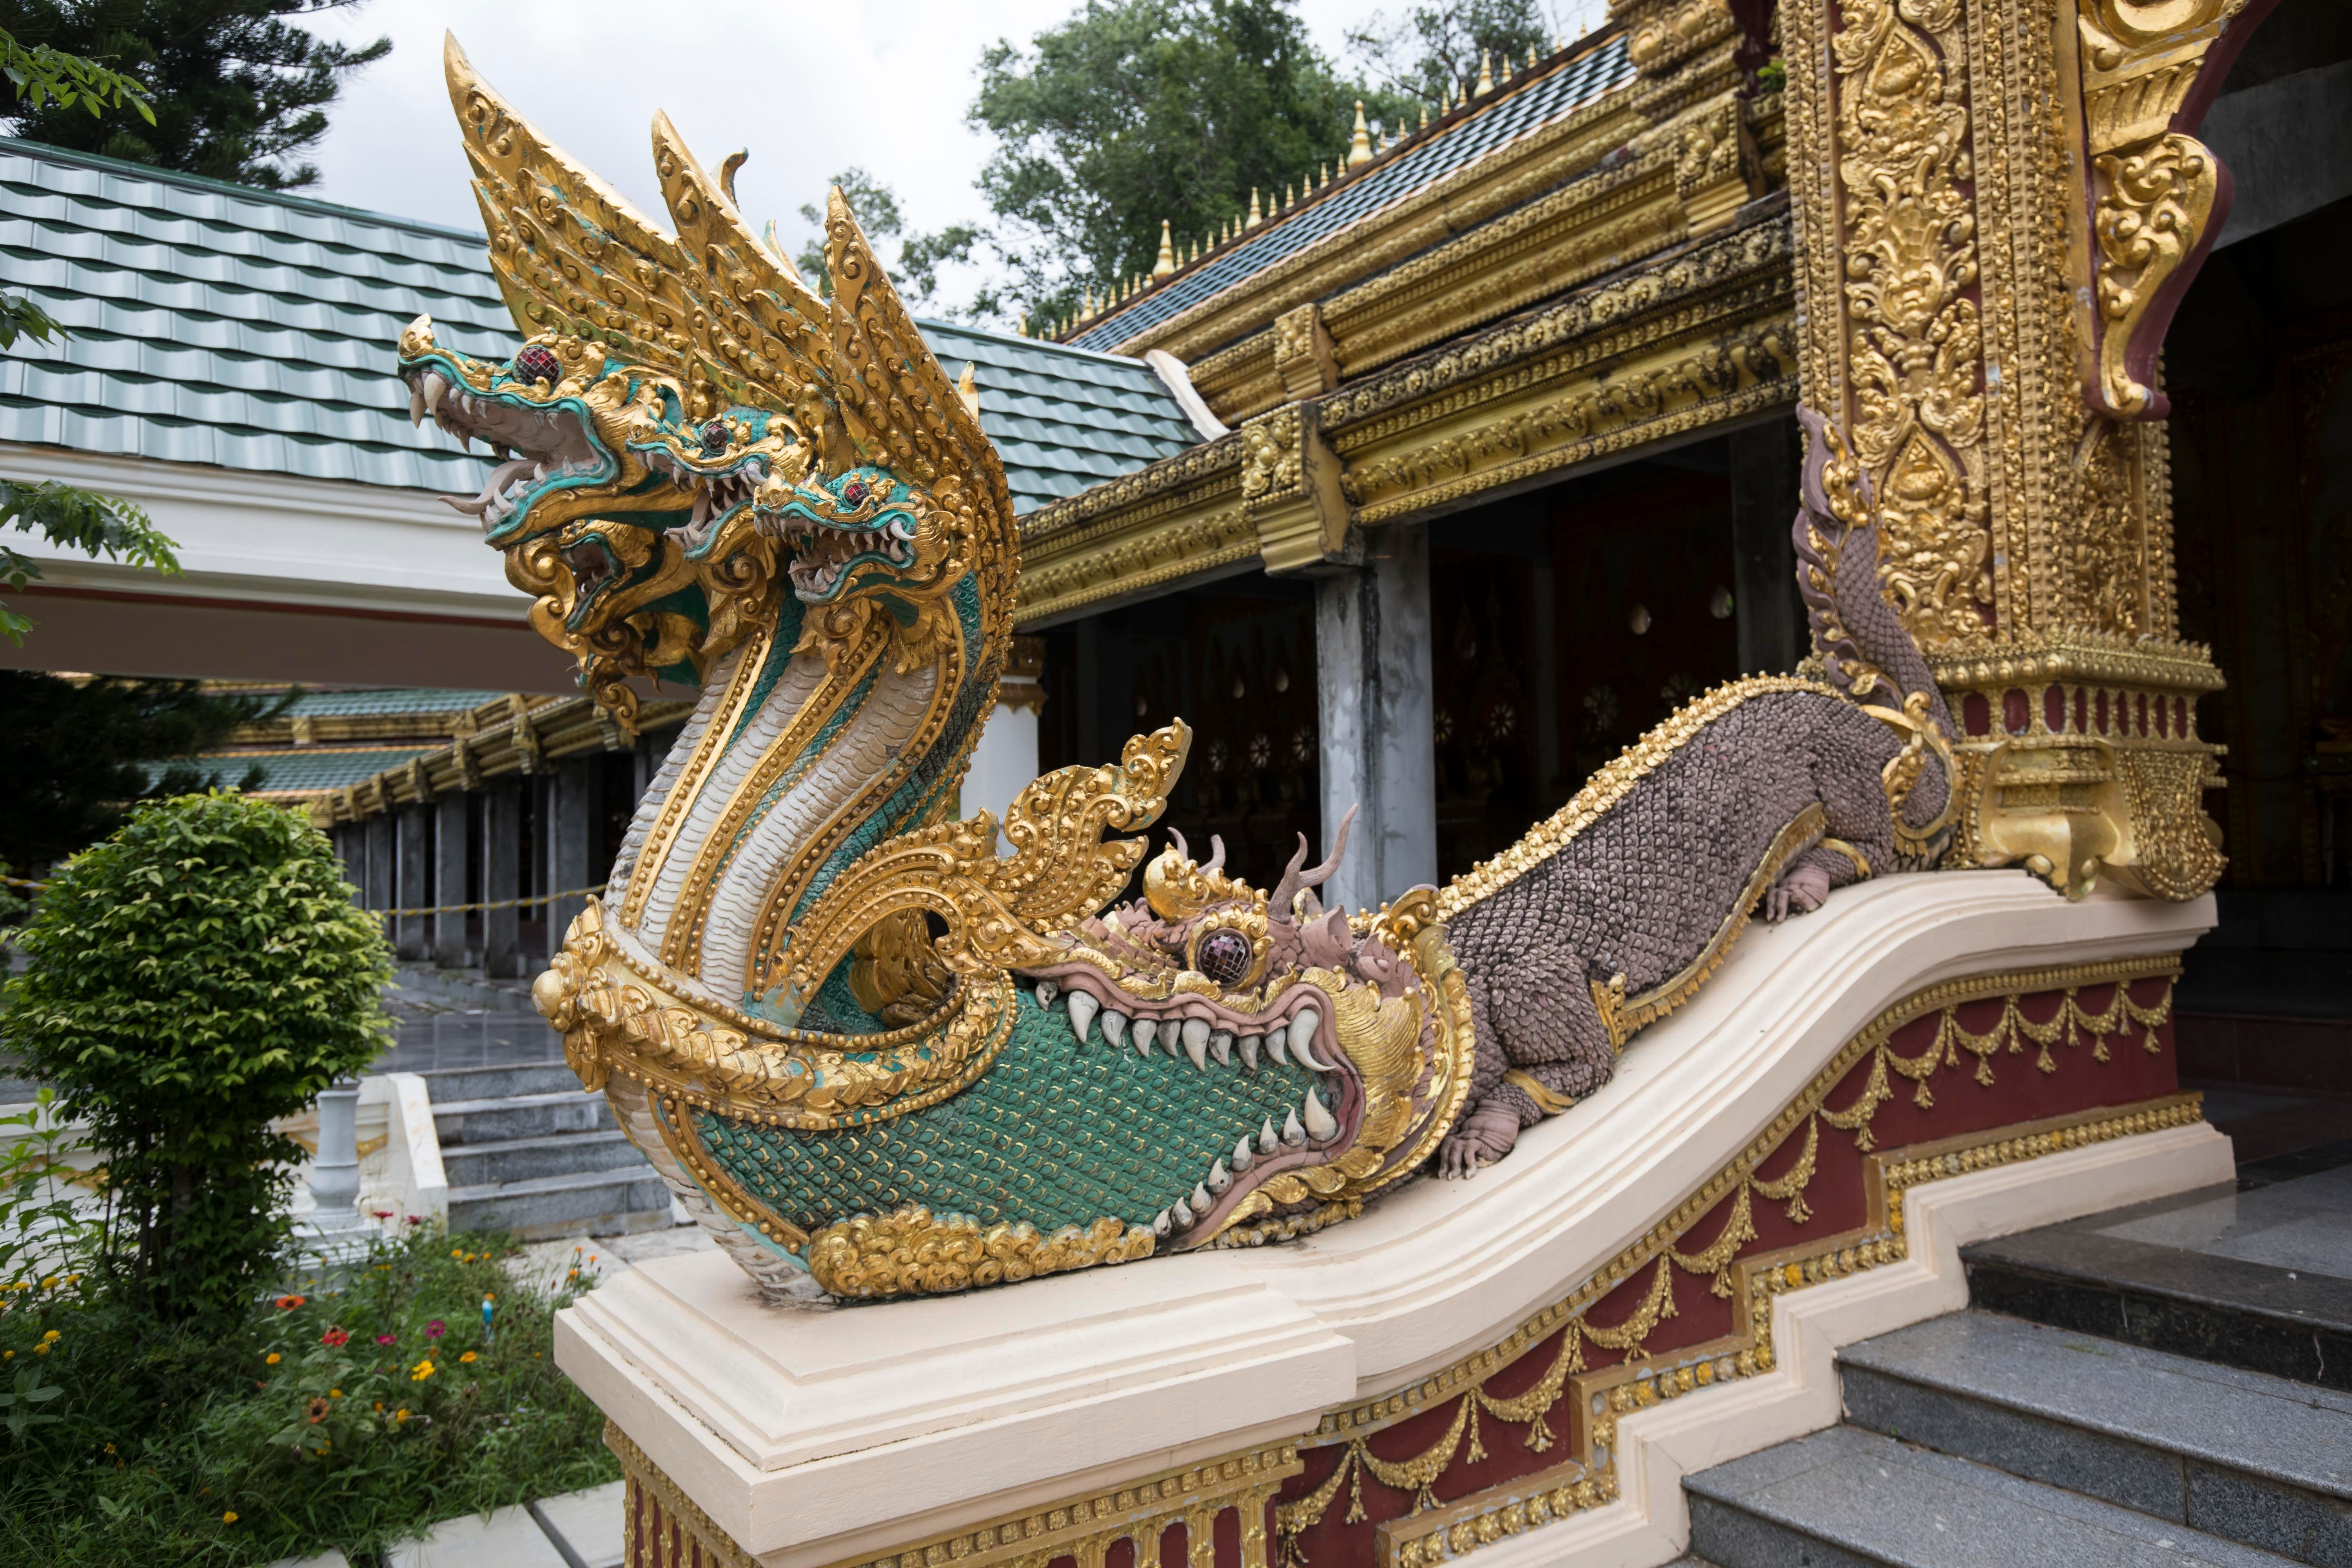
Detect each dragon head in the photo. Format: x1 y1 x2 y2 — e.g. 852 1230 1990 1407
1003 811 1475 1248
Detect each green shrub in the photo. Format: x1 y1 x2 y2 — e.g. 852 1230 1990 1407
4 791 391 1324
0 1223 617 1566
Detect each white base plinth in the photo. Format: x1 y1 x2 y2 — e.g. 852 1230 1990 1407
556 871 2221 1566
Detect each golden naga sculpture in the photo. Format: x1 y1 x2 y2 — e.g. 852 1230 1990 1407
404 36 1992 1305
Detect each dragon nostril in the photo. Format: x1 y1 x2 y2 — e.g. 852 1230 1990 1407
700 419 730 454
1198 930 1252 985
514 344 561 385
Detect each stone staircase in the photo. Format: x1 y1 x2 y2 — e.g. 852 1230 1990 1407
1682 1184 2352 1567
423 1063 676 1241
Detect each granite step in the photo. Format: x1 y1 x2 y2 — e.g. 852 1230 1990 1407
1840 1311 2352 1565
439 1127 650 1189
432 1089 614 1147
1961 1182 2352 1393
447 1167 674 1241
419 1061 592 1105
1687 1425 2306 1568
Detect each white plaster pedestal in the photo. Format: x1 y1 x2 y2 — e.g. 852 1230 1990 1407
557 872 2228 1568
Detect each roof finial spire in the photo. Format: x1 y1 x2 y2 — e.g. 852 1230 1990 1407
956 362 979 417
1153 219 1176 278
1247 186 1262 227
1347 99 1374 168
1419 100 1431 131
1018 310 1028 338
1475 51 1494 96
1527 43 1539 69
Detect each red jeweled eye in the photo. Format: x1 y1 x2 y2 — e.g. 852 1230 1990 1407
1197 930 1252 985
699 419 730 454
514 344 560 385
842 480 868 506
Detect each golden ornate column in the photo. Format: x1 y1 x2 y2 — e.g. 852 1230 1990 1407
1779 0 2275 900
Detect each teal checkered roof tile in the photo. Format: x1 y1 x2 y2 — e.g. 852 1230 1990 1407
922 319 1202 512
1066 33 1634 354
0 140 510 493
274 688 510 718
0 139 1203 512
181 747 433 794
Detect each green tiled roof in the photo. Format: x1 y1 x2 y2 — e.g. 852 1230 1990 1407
924 320 1202 512
169 747 434 795
1068 33 1634 353
274 688 511 718
0 139 1200 512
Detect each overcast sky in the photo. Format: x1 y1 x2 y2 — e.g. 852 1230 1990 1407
298 0 1609 318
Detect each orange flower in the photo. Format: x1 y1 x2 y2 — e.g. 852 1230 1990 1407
458 1351 477 1363
274 1294 305 1310
306 1397 331 1423
264 1352 281 1365
222 1511 238 1524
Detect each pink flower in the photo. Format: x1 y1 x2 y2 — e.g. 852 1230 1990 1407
369 1210 394 1221
376 1334 396 1346
425 1320 446 1339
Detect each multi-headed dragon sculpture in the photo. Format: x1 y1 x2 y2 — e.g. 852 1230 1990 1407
402 38 1956 1306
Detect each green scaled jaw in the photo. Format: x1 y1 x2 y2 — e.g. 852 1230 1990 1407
691 988 1318 1240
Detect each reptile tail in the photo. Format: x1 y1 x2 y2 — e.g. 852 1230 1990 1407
1792 405 1957 860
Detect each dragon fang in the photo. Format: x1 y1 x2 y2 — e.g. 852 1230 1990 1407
412 35 1956 1305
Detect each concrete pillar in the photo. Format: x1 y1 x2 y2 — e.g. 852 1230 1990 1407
363 814 394 917
483 780 523 979
964 652 1044 848
532 774 554 959
550 757 599 952
394 804 430 962
1728 416 1804 675
432 790 469 968
1315 521 1437 913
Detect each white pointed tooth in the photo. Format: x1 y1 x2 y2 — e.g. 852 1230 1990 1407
1268 1027 1290 1066
458 432 472 453
1239 1034 1260 1071
533 463 550 482
422 371 449 413
1303 1086 1338 1143
1153 1209 1172 1238
1282 1108 1307 1147
1205 1160 1230 1194
1132 1018 1158 1056
1067 990 1099 1043
1259 1118 1281 1154
1172 1197 1195 1229
1209 1029 1232 1067
1035 978 1058 1008
1102 1010 1129 1048
1191 1183 1214 1214
1289 1009 1334 1071
1231 1137 1254 1172
409 382 426 427
1181 1017 1210 1070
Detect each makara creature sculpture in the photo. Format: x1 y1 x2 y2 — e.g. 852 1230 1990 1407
401 38 1956 1305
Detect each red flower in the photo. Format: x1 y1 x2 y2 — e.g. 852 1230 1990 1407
369 1210 394 1220
404 1215 424 1227
425 1320 445 1339
275 1295 305 1310
319 1328 350 1348
376 1334 396 1346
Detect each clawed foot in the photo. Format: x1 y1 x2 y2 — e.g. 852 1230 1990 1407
1766 862 1833 922
1439 1106 1521 1178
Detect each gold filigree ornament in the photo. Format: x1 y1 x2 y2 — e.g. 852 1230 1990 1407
805 1207 1156 1299
532 899 1020 1130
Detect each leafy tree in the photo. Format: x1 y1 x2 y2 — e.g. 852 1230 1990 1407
0 1 389 190
0 25 180 641
0 673 290 872
969 0 1414 326
4 792 391 1326
1346 0 1560 109
792 166 981 309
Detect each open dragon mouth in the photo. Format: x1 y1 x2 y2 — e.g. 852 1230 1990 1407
408 368 608 534
561 535 622 626
775 511 918 599
648 448 772 557
1014 968 1359 1245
